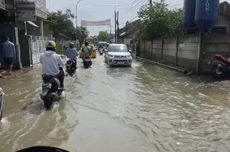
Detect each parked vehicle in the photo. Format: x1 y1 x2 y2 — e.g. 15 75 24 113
83 55 92 68
105 44 132 66
40 71 63 109
211 54 230 79
0 88 4 121
66 59 76 76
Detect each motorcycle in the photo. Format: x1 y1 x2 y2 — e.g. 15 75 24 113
83 55 92 68
0 88 4 121
40 72 63 109
211 54 230 79
98 48 103 55
66 59 76 76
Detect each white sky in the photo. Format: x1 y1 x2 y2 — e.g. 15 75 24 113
46 0 230 36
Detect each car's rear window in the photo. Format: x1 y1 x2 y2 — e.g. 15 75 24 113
108 45 128 52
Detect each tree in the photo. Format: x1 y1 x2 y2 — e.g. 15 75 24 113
76 26 89 46
137 0 183 40
48 9 76 40
98 31 109 41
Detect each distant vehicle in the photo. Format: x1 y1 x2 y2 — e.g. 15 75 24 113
105 44 132 66
98 47 103 55
0 88 4 121
66 59 77 77
98 41 109 53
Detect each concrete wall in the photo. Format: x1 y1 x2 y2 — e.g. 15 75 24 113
138 34 230 74
202 34 230 73
177 35 199 72
218 15 230 34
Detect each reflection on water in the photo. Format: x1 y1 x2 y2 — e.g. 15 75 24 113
1 57 230 152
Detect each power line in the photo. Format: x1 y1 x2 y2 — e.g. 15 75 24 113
121 0 147 14
80 0 131 7
127 0 146 10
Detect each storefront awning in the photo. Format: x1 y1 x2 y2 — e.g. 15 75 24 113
27 21 39 28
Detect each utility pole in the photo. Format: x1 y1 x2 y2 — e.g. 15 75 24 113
150 0 153 6
114 10 117 43
76 0 82 49
117 11 119 31
116 11 119 43
114 10 119 43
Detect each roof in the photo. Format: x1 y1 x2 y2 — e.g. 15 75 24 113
56 33 72 40
219 1 230 18
118 20 140 38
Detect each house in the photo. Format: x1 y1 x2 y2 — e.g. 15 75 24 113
15 0 49 65
217 1 230 34
117 20 140 47
0 0 15 67
0 0 49 68
210 1 230 34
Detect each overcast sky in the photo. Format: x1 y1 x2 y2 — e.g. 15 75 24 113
46 0 230 36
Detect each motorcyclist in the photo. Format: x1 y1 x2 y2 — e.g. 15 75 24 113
40 41 65 89
82 41 92 59
66 42 78 68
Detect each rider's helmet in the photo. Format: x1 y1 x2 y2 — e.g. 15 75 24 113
85 41 89 46
46 41 56 51
69 42 74 48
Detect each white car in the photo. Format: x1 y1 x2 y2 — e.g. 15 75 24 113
105 44 132 66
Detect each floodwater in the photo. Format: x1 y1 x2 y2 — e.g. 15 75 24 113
1 55 230 152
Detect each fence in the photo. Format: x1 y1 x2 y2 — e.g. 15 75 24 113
30 36 50 64
138 34 230 74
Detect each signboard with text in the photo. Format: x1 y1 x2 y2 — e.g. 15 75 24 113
81 19 111 27
16 1 36 21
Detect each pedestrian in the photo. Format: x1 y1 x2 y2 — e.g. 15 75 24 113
2 36 16 75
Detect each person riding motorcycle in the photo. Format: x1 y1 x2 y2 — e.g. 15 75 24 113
82 41 92 59
40 41 65 89
66 42 78 68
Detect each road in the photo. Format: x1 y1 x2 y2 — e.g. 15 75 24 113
1 55 230 152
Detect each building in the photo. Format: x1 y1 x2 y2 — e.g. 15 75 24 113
217 1 230 34
117 20 139 46
0 0 49 69
15 0 49 65
0 0 15 67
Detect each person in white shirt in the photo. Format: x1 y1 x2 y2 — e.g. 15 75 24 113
40 41 65 89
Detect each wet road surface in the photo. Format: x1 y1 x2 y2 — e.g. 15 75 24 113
1 55 230 152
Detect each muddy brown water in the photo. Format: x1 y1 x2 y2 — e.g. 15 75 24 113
1 56 230 152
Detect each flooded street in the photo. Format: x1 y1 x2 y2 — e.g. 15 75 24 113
1 55 230 152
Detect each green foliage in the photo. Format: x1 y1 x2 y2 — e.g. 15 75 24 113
76 26 89 46
137 0 183 39
98 31 109 41
48 9 76 40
